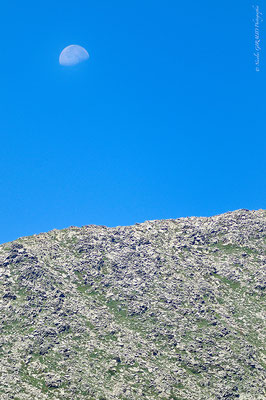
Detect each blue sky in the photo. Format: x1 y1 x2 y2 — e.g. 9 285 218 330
0 0 265 243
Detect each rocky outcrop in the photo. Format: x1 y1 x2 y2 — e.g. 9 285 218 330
0 209 265 399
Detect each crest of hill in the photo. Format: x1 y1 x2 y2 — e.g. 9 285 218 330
0 209 265 400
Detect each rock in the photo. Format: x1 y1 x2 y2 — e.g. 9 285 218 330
0 209 265 399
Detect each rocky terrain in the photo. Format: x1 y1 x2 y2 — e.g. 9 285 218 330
0 209 265 400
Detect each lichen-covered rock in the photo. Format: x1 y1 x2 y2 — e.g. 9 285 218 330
0 209 265 399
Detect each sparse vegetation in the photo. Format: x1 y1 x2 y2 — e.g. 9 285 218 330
0 209 265 399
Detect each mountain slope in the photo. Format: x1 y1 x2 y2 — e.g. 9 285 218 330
0 209 265 400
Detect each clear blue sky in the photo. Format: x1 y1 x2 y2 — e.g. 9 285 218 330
0 0 265 244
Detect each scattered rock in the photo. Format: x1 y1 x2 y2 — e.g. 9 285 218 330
0 209 265 399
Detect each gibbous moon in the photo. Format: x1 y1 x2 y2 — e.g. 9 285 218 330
59 45 89 66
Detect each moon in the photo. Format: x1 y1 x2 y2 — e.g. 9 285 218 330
59 45 89 66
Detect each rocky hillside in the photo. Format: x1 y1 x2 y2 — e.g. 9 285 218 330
0 209 265 400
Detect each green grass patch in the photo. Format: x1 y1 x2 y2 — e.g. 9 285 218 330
107 299 128 319
213 274 241 290
211 242 256 256
197 319 210 328
77 285 89 293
